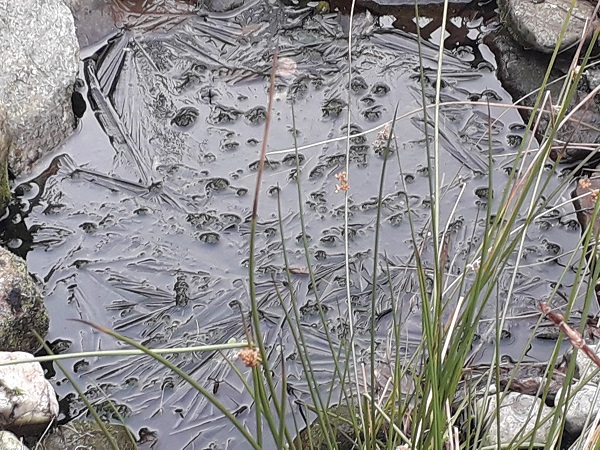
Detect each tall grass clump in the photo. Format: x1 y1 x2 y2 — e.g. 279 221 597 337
17 1 600 449
402 3 600 449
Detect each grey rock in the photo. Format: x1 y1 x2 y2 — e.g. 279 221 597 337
475 392 557 447
558 384 600 438
37 420 137 450
0 246 49 353
484 29 563 107
0 431 29 450
67 0 117 48
574 343 600 385
498 0 598 53
569 417 600 450
583 64 600 92
61 0 83 8
551 85 600 162
0 0 79 176
0 352 58 437
486 27 600 163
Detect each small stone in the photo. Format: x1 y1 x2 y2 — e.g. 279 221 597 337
0 431 29 450
559 383 600 438
0 352 58 436
583 65 600 93
475 392 556 447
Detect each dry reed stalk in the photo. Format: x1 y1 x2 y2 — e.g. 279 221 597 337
539 301 600 368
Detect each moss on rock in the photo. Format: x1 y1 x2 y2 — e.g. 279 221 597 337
0 247 49 352
0 109 11 213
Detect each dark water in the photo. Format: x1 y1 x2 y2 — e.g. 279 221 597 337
1 1 588 448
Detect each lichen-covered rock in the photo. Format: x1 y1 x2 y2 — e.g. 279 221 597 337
475 392 557 447
37 420 137 450
0 247 49 352
0 352 58 436
0 431 29 450
0 0 79 175
0 109 11 213
498 0 598 53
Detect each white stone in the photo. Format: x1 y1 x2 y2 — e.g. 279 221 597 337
0 0 79 175
476 392 557 447
0 352 58 433
0 431 28 449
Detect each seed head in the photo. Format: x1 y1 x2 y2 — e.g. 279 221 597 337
239 347 262 367
579 177 591 189
335 171 349 193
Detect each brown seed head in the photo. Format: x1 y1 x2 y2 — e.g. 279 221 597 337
335 171 349 193
239 347 262 367
580 177 592 189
